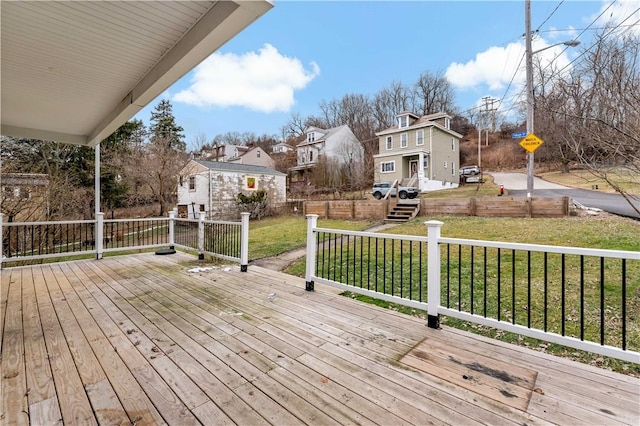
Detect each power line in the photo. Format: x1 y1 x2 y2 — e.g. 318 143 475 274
535 0 565 34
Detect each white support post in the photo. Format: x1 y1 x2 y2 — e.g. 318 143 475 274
198 211 205 260
96 212 104 260
240 212 250 272
426 220 443 328
168 210 175 249
305 214 319 291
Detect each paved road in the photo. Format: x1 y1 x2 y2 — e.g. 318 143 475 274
491 172 640 220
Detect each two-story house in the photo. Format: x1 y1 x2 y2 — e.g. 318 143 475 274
289 125 363 192
374 112 462 191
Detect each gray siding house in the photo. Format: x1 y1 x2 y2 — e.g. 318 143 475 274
374 112 462 191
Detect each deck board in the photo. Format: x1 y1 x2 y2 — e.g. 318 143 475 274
1 252 639 425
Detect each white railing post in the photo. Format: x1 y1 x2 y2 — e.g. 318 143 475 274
168 210 175 249
426 220 444 328
240 212 250 272
305 214 319 291
198 211 205 260
96 212 104 260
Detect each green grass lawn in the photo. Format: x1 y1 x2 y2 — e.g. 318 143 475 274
248 215 375 260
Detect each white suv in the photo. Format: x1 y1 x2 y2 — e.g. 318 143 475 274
459 165 481 176
371 182 419 200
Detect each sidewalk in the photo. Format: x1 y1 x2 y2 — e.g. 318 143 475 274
250 222 398 272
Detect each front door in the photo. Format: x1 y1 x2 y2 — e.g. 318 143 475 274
409 160 418 177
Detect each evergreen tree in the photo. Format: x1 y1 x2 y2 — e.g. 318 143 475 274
148 99 185 152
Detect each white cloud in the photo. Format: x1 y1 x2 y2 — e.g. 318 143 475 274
591 0 640 35
446 39 576 95
446 42 525 91
173 44 320 113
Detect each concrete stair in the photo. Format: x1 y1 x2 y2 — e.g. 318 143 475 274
384 200 420 223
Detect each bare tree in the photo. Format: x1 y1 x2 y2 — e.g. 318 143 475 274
536 30 640 213
413 70 457 116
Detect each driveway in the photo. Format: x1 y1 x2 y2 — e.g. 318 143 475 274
491 172 640 220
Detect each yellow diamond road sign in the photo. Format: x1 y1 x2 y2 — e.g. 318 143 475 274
519 133 544 153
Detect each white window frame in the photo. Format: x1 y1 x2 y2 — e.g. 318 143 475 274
399 115 409 128
307 132 315 143
444 117 450 129
451 137 456 151
400 133 408 148
380 161 395 173
188 176 196 191
452 162 456 175
386 136 393 150
416 130 424 146
443 161 447 169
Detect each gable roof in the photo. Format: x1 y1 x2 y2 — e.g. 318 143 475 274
1 1 273 147
194 160 285 176
375 113 462 138
298 125 352 147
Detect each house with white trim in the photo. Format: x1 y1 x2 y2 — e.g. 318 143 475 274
177 160 286 219
374 112 462 191
289 125 363 192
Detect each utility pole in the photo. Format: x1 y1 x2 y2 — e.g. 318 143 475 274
525 0 534 198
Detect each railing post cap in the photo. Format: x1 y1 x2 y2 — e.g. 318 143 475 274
306 214 319 219
241 212 250 217
425 220 444 226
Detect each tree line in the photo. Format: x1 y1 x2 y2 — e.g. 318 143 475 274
2 29 638 218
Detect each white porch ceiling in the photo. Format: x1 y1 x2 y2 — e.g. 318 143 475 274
1 1 273 146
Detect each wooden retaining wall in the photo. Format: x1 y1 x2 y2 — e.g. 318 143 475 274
304 196 570 220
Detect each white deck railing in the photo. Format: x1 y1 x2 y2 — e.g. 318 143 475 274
304 214 640 363
0 212 249 271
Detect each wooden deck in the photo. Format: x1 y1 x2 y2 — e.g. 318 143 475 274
2 252 638 425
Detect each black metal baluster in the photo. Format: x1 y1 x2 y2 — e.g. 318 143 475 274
544 252 548 332
580 255 585 341
561 254 566 336
512 249 516 325
527 251 531 328
497 248 501 322
622 259 627 351
600 257 605 346
483 247 487 317
471 245 475 315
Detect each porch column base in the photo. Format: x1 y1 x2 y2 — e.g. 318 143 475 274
427 314 440 329
305 281 314 291
240 264 248 272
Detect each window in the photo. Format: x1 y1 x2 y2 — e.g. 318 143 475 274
399 115 409 128
400 133 408 148
307 132 315 143
246 176 256 189
443 161 447 169
444 117 450 129
257 150 261 158
380 161 395 173
416 130 424 145
386 136 393 150
309 151 314 162
452 162 456 175
189 176 196 191
451 137 456 151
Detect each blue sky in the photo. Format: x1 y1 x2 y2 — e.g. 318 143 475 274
134 0 640 148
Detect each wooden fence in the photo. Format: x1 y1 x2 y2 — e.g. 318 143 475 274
303 196 570 220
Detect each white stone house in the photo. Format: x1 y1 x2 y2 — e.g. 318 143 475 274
177 160 286 219
374 112 462 191
289 125 363 192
